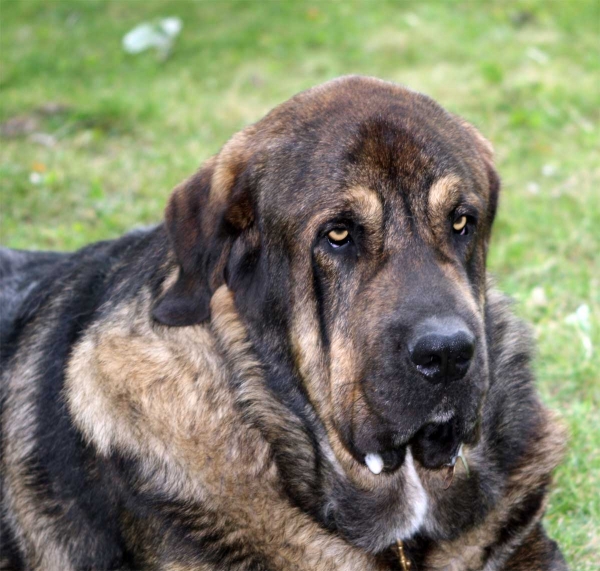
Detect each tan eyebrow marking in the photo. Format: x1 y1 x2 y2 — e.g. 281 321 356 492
345 186 383 227
301 185 383 243
428 174 461 214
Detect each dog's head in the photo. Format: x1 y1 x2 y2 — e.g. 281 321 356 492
154 76 500 548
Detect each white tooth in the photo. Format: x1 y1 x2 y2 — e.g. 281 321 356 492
365 453 384 475
457 444 470 477
447 443 463 467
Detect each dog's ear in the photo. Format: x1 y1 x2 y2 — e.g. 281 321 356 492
153 133 257 326
458 119 501 224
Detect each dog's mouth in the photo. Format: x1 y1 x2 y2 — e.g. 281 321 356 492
356 415 477 475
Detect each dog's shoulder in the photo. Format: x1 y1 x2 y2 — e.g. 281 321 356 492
0 225 181 570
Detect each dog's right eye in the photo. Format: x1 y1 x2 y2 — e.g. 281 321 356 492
327 228 351 248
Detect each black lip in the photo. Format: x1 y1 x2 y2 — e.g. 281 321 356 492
346 397 482 473
360 418 468 474
379 446 407 473
410 419 464 469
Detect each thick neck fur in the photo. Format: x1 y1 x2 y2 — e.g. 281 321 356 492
62 256 565 568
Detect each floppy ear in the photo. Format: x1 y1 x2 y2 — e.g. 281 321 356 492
153 135 257 326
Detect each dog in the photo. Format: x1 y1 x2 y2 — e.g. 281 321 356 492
0 76 567 570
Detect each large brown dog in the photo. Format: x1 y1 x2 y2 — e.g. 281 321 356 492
1 76 566 570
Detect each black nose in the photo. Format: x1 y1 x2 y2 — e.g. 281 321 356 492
409 319 475 383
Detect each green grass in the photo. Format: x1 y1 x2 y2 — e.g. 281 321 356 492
1 0 598 568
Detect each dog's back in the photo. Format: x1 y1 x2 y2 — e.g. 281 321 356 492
0 228 164 359
0 249 68 353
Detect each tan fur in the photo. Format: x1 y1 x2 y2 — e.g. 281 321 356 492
428 175 462 216
64 285 384 570
210 130 254 210
347 186 384 233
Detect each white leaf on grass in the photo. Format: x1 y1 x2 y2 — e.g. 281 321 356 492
29 172 44 185
529 286 547 307
160 17 182 37
122 17 182 58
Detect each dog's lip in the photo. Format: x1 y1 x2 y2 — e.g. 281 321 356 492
409 416 477 470
366 445 409 474
346 405 477 474
361 436 462 475
354 413 466 474
361 439 464 474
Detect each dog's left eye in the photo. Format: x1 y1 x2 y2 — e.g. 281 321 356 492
327 228 351 248
452 214 473 237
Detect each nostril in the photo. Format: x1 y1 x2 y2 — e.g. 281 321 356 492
410 340 446 381
409 323 475 384
454 336 475 363
456 348 474 365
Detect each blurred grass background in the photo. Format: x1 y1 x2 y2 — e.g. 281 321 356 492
1 0 598 568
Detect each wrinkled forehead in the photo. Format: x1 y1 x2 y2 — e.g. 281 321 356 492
257 110 487 235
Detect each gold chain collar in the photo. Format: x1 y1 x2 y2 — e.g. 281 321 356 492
397 540 411 571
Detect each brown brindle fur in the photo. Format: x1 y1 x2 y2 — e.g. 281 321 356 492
1 76 567 570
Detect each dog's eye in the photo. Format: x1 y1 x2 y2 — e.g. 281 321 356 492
327 228 350 248
452 215 470 236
